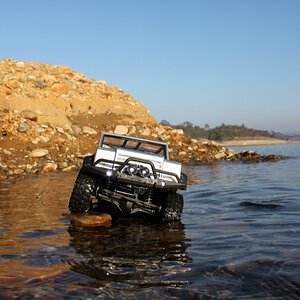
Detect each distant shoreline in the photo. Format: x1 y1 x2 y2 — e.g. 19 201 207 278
218 138 299 147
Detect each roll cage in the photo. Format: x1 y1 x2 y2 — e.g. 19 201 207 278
98 133 169 159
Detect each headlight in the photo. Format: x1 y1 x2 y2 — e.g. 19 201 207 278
106 170 113 177
126 164 138 175
139 166 150 178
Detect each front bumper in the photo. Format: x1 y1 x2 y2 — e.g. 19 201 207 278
82 157 187 190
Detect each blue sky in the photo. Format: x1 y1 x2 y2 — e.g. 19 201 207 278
1 0 299 133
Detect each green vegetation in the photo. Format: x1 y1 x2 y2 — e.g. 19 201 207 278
160 121 287 141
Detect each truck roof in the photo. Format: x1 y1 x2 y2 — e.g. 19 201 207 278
99 132 169 159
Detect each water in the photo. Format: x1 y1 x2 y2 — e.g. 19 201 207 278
0 144 300 299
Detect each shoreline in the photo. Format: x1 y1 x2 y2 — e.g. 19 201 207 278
219 138 299 147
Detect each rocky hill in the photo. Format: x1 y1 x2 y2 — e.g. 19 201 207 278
0 58 285 182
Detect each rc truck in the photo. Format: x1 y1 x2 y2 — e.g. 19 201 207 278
69 132 187 221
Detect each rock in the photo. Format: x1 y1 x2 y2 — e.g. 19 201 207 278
56 127 65 134
6 80 19 90
262 155 287 162
49 83 69 94
59 162 68 168
71 124 81 135
42 162 57 173
29 148 49 158
82 126 97 135
141 127 151 136
16 61 25 68
39 136 49 143
128 125 136 134
156 127 166 136
215 152 226 160
14 168 24 175
70 213 112 226
31 138 39 144
18 121 29 133
20 110 38 122
114 125 128 135
36 126 46 133
62 165 77 172
172 129 184 135
2 149 12 156
32 80 47 89
241 150 256 155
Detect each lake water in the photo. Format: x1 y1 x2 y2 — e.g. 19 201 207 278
0 144 299 299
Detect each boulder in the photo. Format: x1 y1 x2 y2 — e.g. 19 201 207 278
20 110 38 122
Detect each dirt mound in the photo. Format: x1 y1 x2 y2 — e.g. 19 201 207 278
0 58 155 128
0 58 286 182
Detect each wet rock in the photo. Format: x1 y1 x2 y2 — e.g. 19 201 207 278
59 162 68 168
114 125 128 135
70 213 112 226
42 162 57 173
62 165 77 172
14 168 24 175
82 126 97 135
29 148 49 158
262 154 287 162
20 110 38 122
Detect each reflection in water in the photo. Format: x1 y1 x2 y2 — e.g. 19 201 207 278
67 220 193 297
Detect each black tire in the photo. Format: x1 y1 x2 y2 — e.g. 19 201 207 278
161 193 184 221
69 172 96 213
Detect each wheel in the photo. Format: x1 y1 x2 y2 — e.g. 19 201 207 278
161 193 183 221
69 172 96 213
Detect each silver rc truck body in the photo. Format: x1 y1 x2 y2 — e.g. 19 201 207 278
69 132 187 221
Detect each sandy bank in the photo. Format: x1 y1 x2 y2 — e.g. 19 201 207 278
219 138 293 147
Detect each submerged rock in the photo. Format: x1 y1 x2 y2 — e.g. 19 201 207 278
70 213 112 226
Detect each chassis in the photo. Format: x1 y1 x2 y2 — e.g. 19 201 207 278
69 132 187 221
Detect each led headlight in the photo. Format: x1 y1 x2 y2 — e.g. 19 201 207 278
139 166 150 178
106 170 113 177
126 164 138 175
